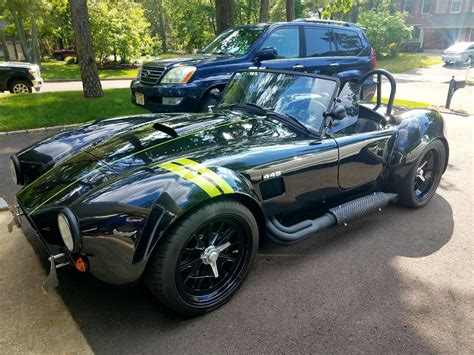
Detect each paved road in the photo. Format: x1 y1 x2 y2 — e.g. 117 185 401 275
0 113 472 353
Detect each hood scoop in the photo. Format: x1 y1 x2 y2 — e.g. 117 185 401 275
153 122 178 138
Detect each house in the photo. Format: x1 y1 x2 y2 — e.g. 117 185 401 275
397 0 474 49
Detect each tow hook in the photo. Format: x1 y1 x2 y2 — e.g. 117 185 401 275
42 253 69 291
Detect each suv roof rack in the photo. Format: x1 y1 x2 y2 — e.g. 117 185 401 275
292 18 360 28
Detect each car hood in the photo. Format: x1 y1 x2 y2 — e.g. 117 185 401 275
17 110 300 215
0 61 35 69
143 53 239 68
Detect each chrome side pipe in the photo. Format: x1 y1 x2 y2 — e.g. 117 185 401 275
267 192 398 245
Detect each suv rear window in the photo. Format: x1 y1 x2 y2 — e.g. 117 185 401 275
304 27 333 57
333 29 364 56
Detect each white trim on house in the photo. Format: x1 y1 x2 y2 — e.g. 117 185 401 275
450 0 462 13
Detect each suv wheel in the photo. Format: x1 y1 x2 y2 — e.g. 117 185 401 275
10 80 33 94
198 88 221 112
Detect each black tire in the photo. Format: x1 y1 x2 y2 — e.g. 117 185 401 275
397 140 446 208
145 200 259 316
198 88 220 112
54 54 64 61
9 79 33 94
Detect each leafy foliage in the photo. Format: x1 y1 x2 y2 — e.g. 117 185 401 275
88 1 152 64
358 3 412 58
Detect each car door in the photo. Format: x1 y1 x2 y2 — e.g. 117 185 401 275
258 26 304 72
0 64 10 91
329 83 394 190
298 26 339 76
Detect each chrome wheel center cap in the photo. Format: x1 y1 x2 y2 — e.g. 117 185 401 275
200 242 231 278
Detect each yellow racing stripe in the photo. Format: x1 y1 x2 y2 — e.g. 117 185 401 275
175 158 234 194
158 162 221 197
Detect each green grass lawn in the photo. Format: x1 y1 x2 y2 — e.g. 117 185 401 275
41 62 138 80
41 53 180 80
387 98 434 109
0 88 147 132
0 87 435 132
377 53 443 73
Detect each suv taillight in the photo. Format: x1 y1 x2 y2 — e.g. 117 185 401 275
370 47 377 69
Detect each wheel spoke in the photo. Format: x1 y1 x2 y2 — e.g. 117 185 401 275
216 226 235 246
178 257 202 272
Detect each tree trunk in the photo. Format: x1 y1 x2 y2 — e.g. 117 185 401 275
259 0 269 22
9 8 31 62
216 0 234 34
0 28 10 61
158 0 167 52
286 0 295 21
30 9 41 64
69 0 103 98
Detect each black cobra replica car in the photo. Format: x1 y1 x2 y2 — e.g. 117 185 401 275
9 69 448 315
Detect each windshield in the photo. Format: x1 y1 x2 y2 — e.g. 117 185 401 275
201 26 268 56
218 71 338 131
446 42 471 52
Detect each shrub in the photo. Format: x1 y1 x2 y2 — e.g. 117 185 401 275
388 43 398 57
358 4 412 59
64 56 76 65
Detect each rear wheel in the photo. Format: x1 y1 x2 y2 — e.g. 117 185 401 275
145 200 259 316
9 80 32 94
397 140 445 208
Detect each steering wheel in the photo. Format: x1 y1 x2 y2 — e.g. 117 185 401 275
359 69 396 116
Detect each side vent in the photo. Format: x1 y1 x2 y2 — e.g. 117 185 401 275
260 177 285 200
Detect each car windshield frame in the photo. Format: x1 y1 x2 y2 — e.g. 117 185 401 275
217 69 340 136
200 26 269 56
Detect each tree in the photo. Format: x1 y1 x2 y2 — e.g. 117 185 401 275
216 0 234 34
286 0 295 21
322 0 353 20
259 0 269 22
88 1 152 64
69 0 102 98
358 3 412 58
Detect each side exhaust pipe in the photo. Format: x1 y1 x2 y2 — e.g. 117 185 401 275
267 192 398 245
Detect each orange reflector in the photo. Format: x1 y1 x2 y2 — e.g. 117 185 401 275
75 257 87 272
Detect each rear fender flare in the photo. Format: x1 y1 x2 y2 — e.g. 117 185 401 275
387 109 448 188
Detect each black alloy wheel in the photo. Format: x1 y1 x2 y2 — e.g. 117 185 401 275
398 140 445 208
145 200 259 316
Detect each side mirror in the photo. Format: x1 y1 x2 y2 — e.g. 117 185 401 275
254 47 277 62
324 104 347 124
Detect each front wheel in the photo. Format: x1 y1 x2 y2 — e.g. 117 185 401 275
9 80 32 94
145 200 259 316
397 140 446 208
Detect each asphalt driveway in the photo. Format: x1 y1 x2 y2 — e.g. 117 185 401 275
0 113 472 353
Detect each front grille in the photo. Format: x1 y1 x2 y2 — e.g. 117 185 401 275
140 65 166 85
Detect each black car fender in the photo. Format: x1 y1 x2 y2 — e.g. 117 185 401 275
387 109 449 188
73 164 264 284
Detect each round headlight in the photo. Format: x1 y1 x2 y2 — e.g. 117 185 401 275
9 158 18 184
58 213 74 251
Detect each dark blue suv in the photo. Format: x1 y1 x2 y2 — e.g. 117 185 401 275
131 19 377 113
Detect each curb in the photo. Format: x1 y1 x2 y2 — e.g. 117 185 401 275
0 124 79 136
44 77 134 83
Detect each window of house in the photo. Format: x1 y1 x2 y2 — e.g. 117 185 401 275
412 26 421 40
451 0 462 13
404 0 414 13
304 27 333 57
422 0 432 14
260 27 300 58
